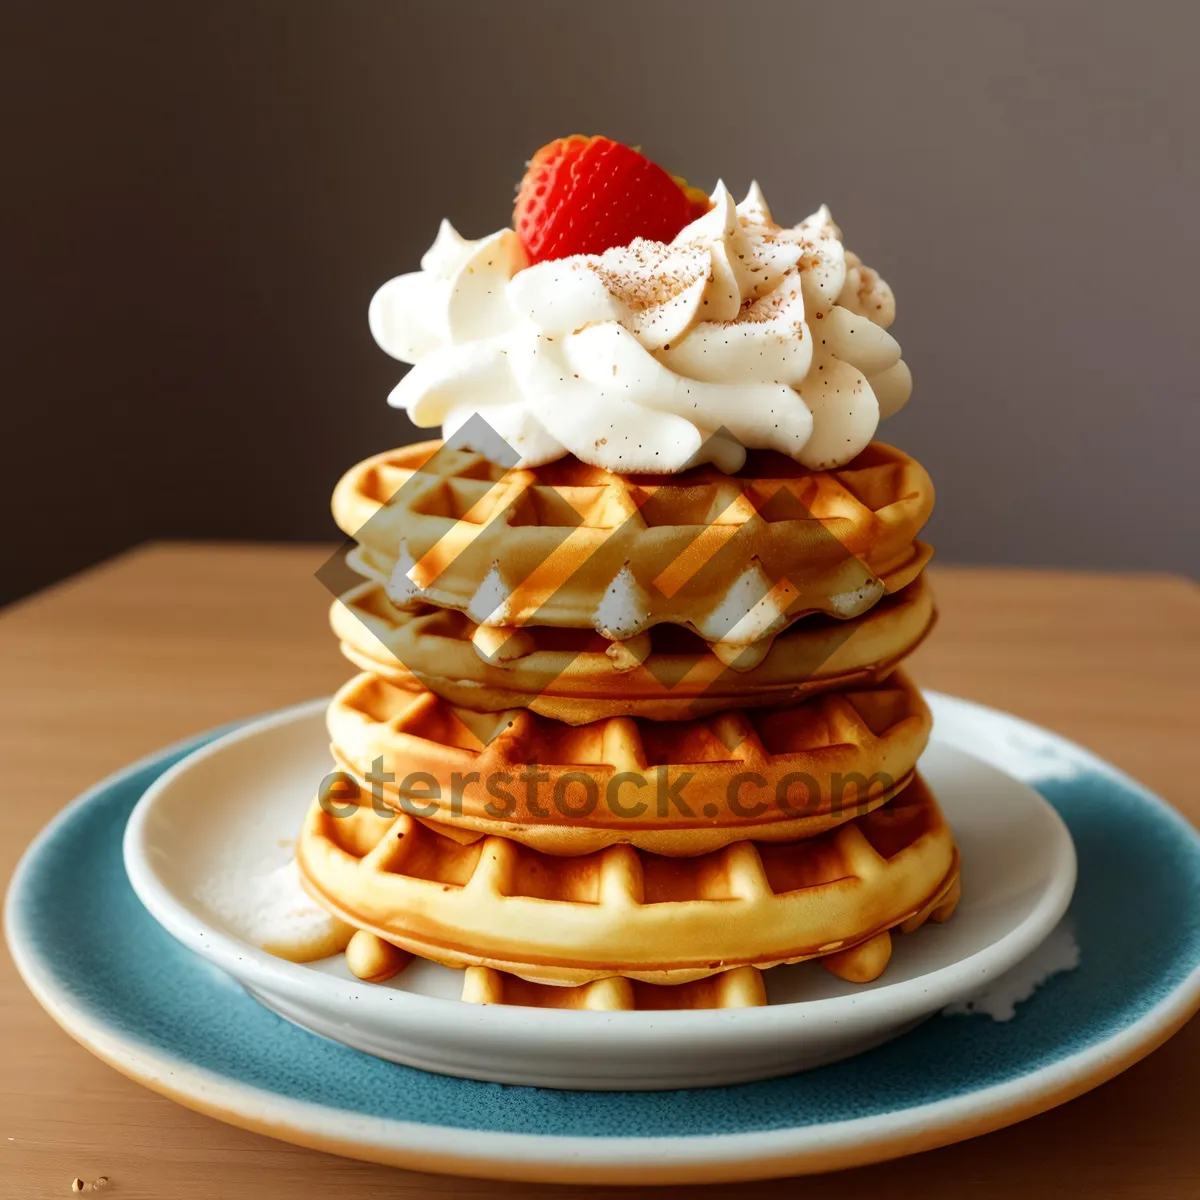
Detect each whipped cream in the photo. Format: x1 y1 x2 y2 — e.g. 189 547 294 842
370 183 911 473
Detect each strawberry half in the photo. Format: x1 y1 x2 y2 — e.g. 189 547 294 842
514 135 710 265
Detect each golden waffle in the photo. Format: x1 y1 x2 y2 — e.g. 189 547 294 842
326 670 932 856
331 575 936 725
332 440 934 645
296 773 960 986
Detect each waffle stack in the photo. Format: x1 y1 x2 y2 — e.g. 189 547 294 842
297 438 958 1011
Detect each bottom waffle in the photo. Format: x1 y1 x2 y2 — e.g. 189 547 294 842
334 933 912 1008
462 965 768 1010
296 773 960 986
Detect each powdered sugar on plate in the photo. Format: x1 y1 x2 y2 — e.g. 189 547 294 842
943 919 1080 1022
194 846 352 963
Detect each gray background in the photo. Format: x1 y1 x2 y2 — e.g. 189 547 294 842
4 0 1197 605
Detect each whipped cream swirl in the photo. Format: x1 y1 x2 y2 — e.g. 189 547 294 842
369 183 911 473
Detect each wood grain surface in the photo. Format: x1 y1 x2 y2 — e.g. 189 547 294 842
1 543 1197 1199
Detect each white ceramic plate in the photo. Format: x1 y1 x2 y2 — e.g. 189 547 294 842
122 698 1076 1090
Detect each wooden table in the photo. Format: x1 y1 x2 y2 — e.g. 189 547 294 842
2 543 1197 1199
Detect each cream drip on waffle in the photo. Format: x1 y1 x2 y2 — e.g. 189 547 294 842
369 183 912 474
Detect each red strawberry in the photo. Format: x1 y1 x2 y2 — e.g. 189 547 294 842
514 135 709 264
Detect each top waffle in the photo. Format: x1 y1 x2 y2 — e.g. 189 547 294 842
333 439 934 641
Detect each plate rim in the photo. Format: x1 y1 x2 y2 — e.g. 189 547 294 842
118 696 1077 1049
5 692 1200 1185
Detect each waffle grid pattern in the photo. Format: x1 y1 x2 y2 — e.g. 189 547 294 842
331 440 934 636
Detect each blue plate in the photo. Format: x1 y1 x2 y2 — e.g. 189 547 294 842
7 694 1200 1185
